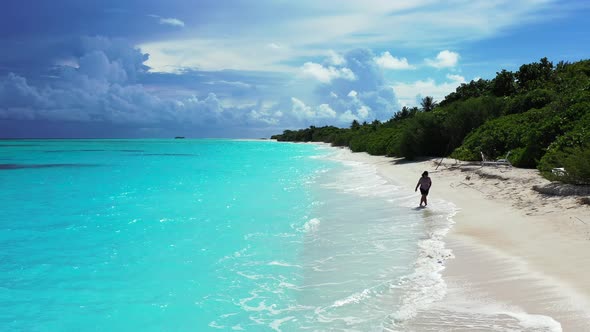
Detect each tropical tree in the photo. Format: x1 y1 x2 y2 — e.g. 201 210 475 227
421 96 438 112
492 69 517 97
515 57 554 91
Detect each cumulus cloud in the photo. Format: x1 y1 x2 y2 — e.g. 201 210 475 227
392 74 466 106
374 51 414 70
0 37 261 132
0 71 238 125
301 62 356 83
339 110 357 123
290 97 337 120
0 40 401 137
446 73 465 82
426 50 459 68
328 50 346 66
267 49 400 129
313 49 400 123
357 105 370 119
1 36 364 137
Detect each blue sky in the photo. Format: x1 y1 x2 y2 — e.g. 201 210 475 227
0 0 589 138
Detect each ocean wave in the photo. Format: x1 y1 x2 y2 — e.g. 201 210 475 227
317 153 401 199
330 288 372 308
384 201 457 330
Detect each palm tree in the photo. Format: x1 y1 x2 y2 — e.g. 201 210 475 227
421 96 438 112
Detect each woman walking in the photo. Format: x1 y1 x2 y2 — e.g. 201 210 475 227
415 171 432 207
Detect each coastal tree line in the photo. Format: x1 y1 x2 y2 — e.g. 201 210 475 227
272 58 590 185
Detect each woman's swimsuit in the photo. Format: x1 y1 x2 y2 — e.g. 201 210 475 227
418 177 431 196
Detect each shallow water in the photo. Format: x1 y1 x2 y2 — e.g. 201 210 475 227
1 139 457 331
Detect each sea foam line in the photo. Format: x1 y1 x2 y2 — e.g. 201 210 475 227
384 202 457 331
319 146 459 330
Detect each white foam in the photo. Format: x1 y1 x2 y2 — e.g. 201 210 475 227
316 151 401 199
208 321 225 329
502 311 562 331
330 288 372 308
386 202 457 329
302 218 321 233
267 261 302 268
236 271 263 280
269 316 295 332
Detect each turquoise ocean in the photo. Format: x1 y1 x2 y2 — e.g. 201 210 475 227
0 139 455 331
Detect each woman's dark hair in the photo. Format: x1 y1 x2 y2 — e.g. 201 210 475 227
422 171 428 177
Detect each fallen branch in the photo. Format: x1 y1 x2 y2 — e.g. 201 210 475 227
575 216 587 225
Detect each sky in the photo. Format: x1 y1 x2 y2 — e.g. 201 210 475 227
0 0 589 138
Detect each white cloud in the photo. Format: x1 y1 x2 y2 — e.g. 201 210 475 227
291 97 313 119
426 50 460 68
392 75 466 107
249 109 279 125
301 62 356 83
0 41 401 135
141 1 564 73
159 17 185 27
374 51 414 70
446 74 465 83
290 97 337 120
339 110 357 123
141 37 302 72
357 105 370 119
328 50 346 66
0 39 272 129
317 103 337 118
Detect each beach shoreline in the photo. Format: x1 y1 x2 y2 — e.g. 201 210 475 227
327 145 590 330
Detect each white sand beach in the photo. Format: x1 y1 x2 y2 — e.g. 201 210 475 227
334 147 590 331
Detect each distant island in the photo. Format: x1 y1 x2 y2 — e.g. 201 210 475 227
272 58 590 185
174 136 185 139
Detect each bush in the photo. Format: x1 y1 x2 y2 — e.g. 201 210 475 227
450 146 480 161
505 88 555 115
451 106 567 168
539 111 590 171
562 145 590 184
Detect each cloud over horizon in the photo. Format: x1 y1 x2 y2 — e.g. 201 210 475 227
0 39 406 136
0 0 587 137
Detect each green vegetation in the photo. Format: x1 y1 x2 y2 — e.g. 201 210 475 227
272 58 590 185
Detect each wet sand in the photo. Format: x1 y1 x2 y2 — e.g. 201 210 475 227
333 148 590 331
